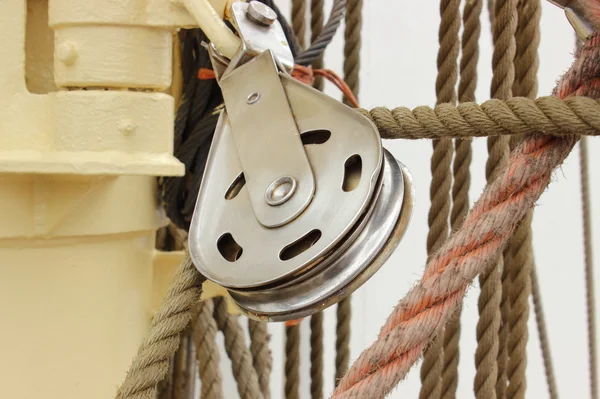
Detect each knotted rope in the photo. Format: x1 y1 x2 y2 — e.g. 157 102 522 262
331 27 600 399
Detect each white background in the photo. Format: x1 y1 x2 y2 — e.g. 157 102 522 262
218 1 600 397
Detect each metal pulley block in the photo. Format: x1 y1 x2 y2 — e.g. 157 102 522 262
188 1 414 321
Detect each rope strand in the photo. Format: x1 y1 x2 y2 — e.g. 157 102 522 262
117 255 205 399
285 324 301 399
248 320 272 399
441 0 481 397
420 0 460 396
580 135 599 399
504 2 541 397
194 299 224 399
213 299 264 399
531 264 559 399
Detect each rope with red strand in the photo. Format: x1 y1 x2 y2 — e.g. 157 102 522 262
331 11 600 399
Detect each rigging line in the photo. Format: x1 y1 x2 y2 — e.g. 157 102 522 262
420 0 461 397
296 0 347 65
309 1 325 397
441 0 481 397
504 0 541 397
475 0 517 398
531 263 559 399
213 298 264 399
580 136 598 399
334 0 363 387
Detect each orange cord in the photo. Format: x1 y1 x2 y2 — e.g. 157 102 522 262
199 65 360 108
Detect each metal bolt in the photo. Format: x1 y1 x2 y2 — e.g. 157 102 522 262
247 92 261 104
265 176 297 206
246 1 277 26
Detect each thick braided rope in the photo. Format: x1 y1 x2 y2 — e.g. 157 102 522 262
193 299 223 399
292 0 307 48
475 0 516 396
358 96 600 139
213 299 263 399
116 255 205 399
331 30 600 399
248 319 272 399
310 313 324 398
531 264 559 399
505 1 541 398
285 324 301 399
441 0 481 397
580 135 599 399
419 0 460 397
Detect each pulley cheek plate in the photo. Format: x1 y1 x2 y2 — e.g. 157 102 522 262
188 58 383 289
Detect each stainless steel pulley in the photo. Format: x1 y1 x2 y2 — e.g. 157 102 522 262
188 1 414 321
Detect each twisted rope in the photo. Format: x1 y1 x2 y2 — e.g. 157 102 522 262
531 264 559 399
291 0 307 48
285 324 301 399
117 255 205 399
504 2 541 398
310 0 325 90
420 0 460 396
580 135 599 399
475 0 517 396
213 299 263 399
295 0 347 66
310 313 324 399
335 298 352 385
307 3 325 397
335 0 363 382
248 319 272 399
331 29 600 398
194 299 223 399
441 0 481 397
342 0 362 104
358 96 600 140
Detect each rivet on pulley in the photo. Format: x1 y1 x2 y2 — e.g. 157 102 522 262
247 92 261 104
188 1 415 321
265 176 297 206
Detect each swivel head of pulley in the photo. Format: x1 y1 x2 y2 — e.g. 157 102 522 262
188 2 414 321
